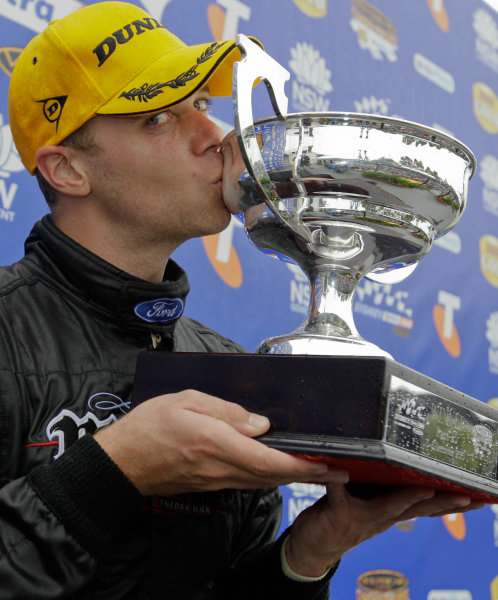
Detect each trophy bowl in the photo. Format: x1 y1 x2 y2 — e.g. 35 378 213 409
221 111 476 357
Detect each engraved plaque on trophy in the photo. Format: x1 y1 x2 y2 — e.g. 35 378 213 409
133 36 498 502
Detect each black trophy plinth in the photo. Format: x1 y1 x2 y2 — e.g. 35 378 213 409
132 352 498 503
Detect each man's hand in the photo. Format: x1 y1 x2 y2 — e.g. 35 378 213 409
94 390 349 496
284 482 485 578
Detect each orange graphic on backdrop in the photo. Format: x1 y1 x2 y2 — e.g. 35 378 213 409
207 4 225 40
202 234 243 288
427 0 449 32
442 512 466 540
433 304 461 358
205 4 244 288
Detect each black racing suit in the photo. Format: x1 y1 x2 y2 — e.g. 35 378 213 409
0 216 336 599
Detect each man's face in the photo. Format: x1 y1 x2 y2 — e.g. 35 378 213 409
79 87 230 249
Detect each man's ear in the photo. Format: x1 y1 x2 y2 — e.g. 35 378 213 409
35 145 91 197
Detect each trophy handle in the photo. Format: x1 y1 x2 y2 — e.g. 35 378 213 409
233 34 313 243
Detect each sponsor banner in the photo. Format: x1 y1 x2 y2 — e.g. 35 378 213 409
473 82 498 133
485 311 498 374
442 513 466 540
350 0 398 62
427 593 472 600
285 483 325 522
413 52 455 93
293 0 327 18
354 280 414 334
427 0 450 32
0 112 23 224
0 46 21 77
356 570 409 599
473 7 498 73
207 0 251 40
0 0 84 34
492 506 498 548
202 218 243 289
492 576 498 600
433 291 461 358
287 263 310 315
354 95 391 115
289 41 332 111
480 155 498 216
480 234 498 286
434 232 462 254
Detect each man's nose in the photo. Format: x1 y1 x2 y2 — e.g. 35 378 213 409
191 111 224 154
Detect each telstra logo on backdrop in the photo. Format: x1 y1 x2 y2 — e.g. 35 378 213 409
207 0 251 41
433 290 461 358
202 0 252 288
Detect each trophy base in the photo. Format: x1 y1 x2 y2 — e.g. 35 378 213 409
257 332 393 358
132 352 498 503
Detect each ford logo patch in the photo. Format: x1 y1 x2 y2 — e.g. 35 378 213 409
134 298 184 323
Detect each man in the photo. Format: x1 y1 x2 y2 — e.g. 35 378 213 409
1 2 482 598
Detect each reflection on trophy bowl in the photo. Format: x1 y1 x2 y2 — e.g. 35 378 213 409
221 112 476 357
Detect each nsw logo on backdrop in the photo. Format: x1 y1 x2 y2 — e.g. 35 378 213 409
134 298 184 323
0 113 24 224
289 41 333 111
473 7 498 74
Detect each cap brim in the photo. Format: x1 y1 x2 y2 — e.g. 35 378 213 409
97 38 260 116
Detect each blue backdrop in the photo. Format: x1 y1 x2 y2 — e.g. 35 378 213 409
0 0 497 598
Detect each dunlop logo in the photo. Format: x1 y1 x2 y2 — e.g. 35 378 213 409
293 0 327 18
473 82 498 134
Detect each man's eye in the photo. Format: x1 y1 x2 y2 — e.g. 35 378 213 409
145 112 170 126
193 98 213 112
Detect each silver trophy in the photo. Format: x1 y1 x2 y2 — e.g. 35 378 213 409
216 35 498 501
133 36 497 501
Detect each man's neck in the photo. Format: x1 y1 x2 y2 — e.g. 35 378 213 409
51 210 177 283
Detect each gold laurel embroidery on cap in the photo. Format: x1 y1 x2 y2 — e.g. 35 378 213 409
119 41 227 103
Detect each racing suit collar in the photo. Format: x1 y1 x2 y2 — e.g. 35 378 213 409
23 215 190 332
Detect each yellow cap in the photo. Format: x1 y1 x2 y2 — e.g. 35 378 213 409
8 1 261 174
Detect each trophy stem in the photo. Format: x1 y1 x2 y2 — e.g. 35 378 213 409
257 265 392 358
303 268 360 337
